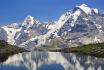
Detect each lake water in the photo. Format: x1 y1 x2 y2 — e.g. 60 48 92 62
1 51 104 70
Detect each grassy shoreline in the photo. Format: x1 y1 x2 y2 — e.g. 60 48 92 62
49 43 104 58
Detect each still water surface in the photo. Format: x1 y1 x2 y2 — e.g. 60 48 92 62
1 51 104 70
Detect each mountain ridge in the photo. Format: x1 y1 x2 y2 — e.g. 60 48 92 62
0 4 104 50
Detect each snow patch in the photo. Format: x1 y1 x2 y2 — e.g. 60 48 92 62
93 8 99 14
77 4 92 15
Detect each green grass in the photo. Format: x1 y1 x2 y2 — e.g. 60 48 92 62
49 43 104 58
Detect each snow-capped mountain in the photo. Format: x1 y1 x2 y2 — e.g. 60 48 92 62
0 15 53 46
56 4 104 45
0 4 104 50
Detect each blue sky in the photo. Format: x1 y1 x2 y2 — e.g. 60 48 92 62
0 0 104 25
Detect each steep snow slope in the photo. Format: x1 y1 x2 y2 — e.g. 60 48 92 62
2 27 21 45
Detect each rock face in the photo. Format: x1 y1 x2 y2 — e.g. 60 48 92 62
0 28 7 41
0 4 104 50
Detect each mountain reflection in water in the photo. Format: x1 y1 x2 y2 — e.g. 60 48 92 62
1 51 104 70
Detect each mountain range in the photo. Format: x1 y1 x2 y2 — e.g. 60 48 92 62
0 4 104 50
